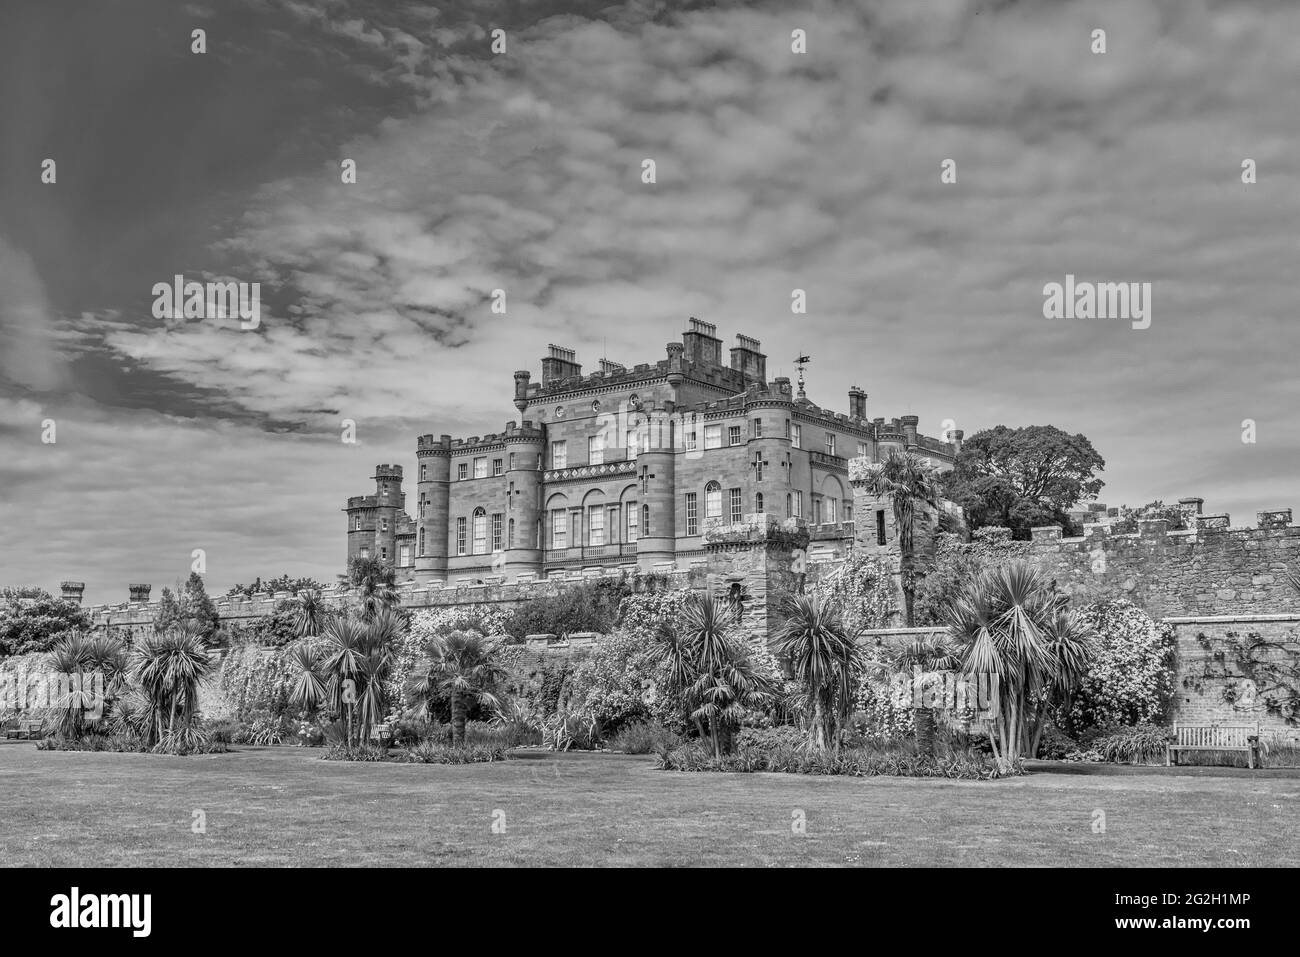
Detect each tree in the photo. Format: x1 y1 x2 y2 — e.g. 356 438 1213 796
45 633 129 740
130 628 214 746
859 450 940 626
941 425 1104 539
943 562 1093 764
0 587 91 657
881 634 959 758
405 629 507 747
348 556 400 621
663 593 777 758
288 608 403 747
774 594 863 754
182 572 220 644
290 588 330 639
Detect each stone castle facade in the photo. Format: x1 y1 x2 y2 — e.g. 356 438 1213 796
344 318 962 582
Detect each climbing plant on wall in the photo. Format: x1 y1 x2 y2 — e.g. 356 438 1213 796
1188 630 1300 726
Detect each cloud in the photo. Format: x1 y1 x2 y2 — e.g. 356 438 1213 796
0 235 67 392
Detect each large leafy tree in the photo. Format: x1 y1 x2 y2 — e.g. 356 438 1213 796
0 587 91 657
941 425 1104 538
859 450 940 626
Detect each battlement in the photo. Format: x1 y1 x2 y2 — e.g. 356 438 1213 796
373 464 403 479
85 568 701 635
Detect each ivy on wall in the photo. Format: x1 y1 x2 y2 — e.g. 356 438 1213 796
1188 630 1300 725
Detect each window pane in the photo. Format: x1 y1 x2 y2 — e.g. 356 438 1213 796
552 441 567 469
704 425 722 449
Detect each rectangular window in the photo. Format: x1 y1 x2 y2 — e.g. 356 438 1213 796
381 518 388 532
813 498 822 525
399 544 411 566
826 498 837 524
729 488 742 525
360 546 370 559
493 459 503 477
457 463 468 481
704 424 722 449
626 503 639 542
419 494 426 517
791 424 801 449
857 442 869 459
784 419 791 439
608 505 620 544
685 430 698 452
588 434 605 465
844 502 853 523
626 429 639 459
491 513 503 551
420 465 427 481
508 452 515 470
354 517 361 531
728 425 742 446
794 491 803 518
686 492 698 536
551 510 567 549
755 453 764 482
381 484 389 499
825 433 836 456
551 441 567 469
876 509 886 546
753 418 763 438
456 517 467 555
474 456 487 479
589 506 606 546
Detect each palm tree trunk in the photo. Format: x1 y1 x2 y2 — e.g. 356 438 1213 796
914 707 935 757
451 692 467 747
900 549 915 627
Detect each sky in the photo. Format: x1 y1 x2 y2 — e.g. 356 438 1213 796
0 0 1297 605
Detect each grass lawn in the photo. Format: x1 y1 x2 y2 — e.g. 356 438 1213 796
2 743 1298 866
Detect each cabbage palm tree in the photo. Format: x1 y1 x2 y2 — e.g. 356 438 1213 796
405 629 507 746
676 593 777 757
130 628 213 745
289 608 403 747
775 594 863 754
46 633 129 740
349 556 400 621
291 588 330 639
944 562 1092 764
860 450 939 626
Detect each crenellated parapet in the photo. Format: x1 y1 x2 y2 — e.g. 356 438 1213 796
1024 503 1300 618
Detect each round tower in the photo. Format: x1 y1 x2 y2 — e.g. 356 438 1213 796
367 465 403 566
636 405 676 571
504 422 546 574
416 436 452 578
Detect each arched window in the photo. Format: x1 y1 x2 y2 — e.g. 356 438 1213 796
641 504 650 537
472 508 487 555
755 492 764 513
419 527 425 556
705 481 722 519
786 493 793 518
508 518 515 547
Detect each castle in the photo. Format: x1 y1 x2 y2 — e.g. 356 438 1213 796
344 318 962 581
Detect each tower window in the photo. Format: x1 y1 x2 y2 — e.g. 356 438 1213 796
755 492 764 513
753 418 762 438
791 424 801 449
354 517 361 531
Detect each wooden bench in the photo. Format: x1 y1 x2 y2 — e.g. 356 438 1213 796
1166 723 1260 768
2 719 45 740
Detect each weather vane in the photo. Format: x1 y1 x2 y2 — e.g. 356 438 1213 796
794 352 811 399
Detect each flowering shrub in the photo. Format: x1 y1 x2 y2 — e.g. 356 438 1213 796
387 605 511 710
911 532 1031 627
217 643 294 719
1067 600 1176 735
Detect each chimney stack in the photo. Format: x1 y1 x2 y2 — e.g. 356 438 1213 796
128 584 151 604
848 386 867 420
60 581 86 605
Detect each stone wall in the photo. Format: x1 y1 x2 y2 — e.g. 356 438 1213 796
1025 511 1300 619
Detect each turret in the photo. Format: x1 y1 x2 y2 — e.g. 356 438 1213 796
60 581 86 605
416 436 453 577
504 423 546 574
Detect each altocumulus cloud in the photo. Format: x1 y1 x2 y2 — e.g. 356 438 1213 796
4 0 1299 597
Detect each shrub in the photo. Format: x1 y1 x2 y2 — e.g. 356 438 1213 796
1068 600 1176 735
399 742 507 764
204 718 243 744
1063 749 1104 762
654 741 1020 779
608 720 681 754
321 742 387 762
503 578 631 642
1092 723 1170 764
1035 722 1079 760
